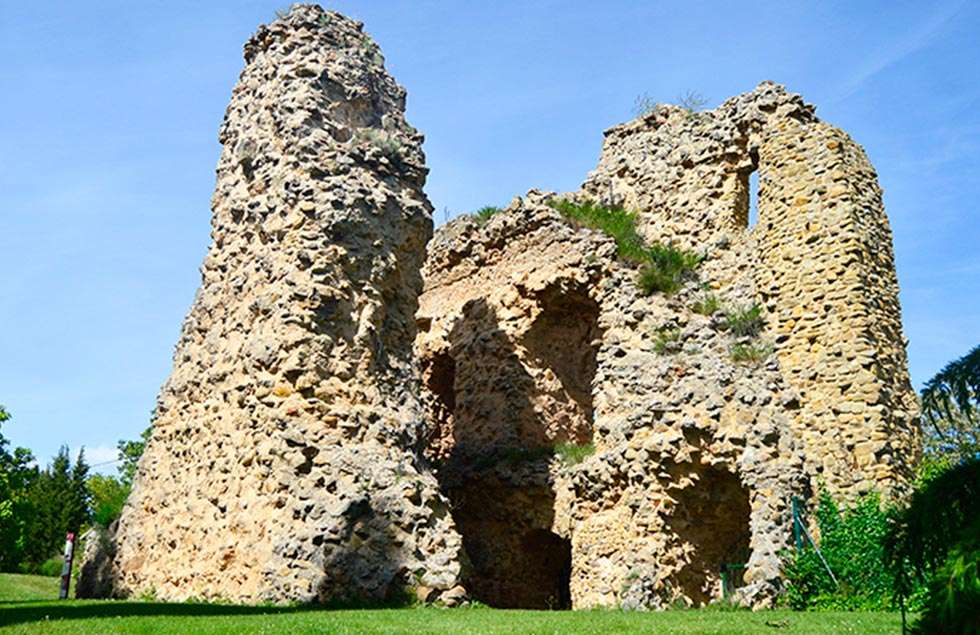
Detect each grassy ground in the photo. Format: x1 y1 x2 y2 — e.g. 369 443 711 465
0 573 903 634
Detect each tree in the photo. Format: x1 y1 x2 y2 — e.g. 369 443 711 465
66 448 91 533
87 473 129 527
886 458 980 633
117 427 151 486
0 406 39 572
20 446 92 570
920 344 980 462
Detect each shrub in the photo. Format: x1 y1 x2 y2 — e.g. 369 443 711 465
886 458 980 633
355 128 402 161
38 555 63 577
633 93 658 117
550 199 701 296
691 292 721 316
653 328 681 355
729 342 773 364
554 443 595 467
677 90 709 112
725 304 764 337
784 493 894 611
473 206 501 224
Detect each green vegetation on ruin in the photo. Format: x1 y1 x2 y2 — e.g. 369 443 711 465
653 327 682 355
690 291 722 316
549 199 702 295
729 342 774 364
725 304 765 337
472 205 502 224
0 573 903 635
553 442 595 466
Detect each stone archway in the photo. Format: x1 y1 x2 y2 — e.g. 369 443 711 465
667 467 752 605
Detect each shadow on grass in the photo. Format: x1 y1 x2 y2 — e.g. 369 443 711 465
0 599 402 627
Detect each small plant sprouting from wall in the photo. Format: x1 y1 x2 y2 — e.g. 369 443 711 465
730 342 773 365
355 128 402 162
691 291 721 316
554 442 595 467
677 90 709 113
549 199 702 296
725 304 764 337
473 206 501 224
633 93 659 117
653 327 682 355
637 244 703 296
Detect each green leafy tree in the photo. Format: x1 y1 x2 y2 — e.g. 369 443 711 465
886 458 980 633
920 343 980 462
0 406 39 572
87 473 129 527
117 427 151 486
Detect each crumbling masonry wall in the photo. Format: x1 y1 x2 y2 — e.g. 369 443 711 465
583 83 919 500
79 5 917 611
80 6 465 604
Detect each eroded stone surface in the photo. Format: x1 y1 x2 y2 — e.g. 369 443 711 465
79 5 464 604
416 84 917 609
79 6 916 612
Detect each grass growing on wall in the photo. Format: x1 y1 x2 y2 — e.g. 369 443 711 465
473 206 502 224
729 342 773 364
725 304 764 337
549 199 702 295
554 442 595 466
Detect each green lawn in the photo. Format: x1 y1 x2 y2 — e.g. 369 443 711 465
0 573 903 634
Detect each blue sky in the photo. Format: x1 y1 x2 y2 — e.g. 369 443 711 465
1 1 977 472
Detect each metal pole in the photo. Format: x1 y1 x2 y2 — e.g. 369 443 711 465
59 532 76 600
792 497 803 552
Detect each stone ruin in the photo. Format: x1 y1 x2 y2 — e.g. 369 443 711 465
78 4 920 611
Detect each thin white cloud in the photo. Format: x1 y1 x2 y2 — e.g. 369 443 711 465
833 0 966 103
81 445 121 474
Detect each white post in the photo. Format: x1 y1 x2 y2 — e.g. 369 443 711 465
59 532 76 600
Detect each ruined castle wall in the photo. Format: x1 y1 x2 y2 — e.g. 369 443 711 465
582 82 918 501
83 6 465 604
753 118 920 495
417 197 807 610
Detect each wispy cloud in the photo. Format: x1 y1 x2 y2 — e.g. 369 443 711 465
81 445 121 474
833 0 966 103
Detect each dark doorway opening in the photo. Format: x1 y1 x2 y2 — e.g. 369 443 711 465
667 467 752 605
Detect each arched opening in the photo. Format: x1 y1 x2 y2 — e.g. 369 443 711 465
420 289 600 609
667 467 752 605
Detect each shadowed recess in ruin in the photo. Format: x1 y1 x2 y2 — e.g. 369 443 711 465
424 298 583 608
522 283 600 444
667 467 751 606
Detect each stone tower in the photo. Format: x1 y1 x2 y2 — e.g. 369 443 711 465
582 83 919 498
80 5 465 604
79 7 918 612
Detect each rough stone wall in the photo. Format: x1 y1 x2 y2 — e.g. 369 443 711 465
417 196 806 609
583 82 918 500
78 5 915 611
417 83 916 609
80 5 465 604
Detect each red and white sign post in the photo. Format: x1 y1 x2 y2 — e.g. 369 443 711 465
59 532 76 600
